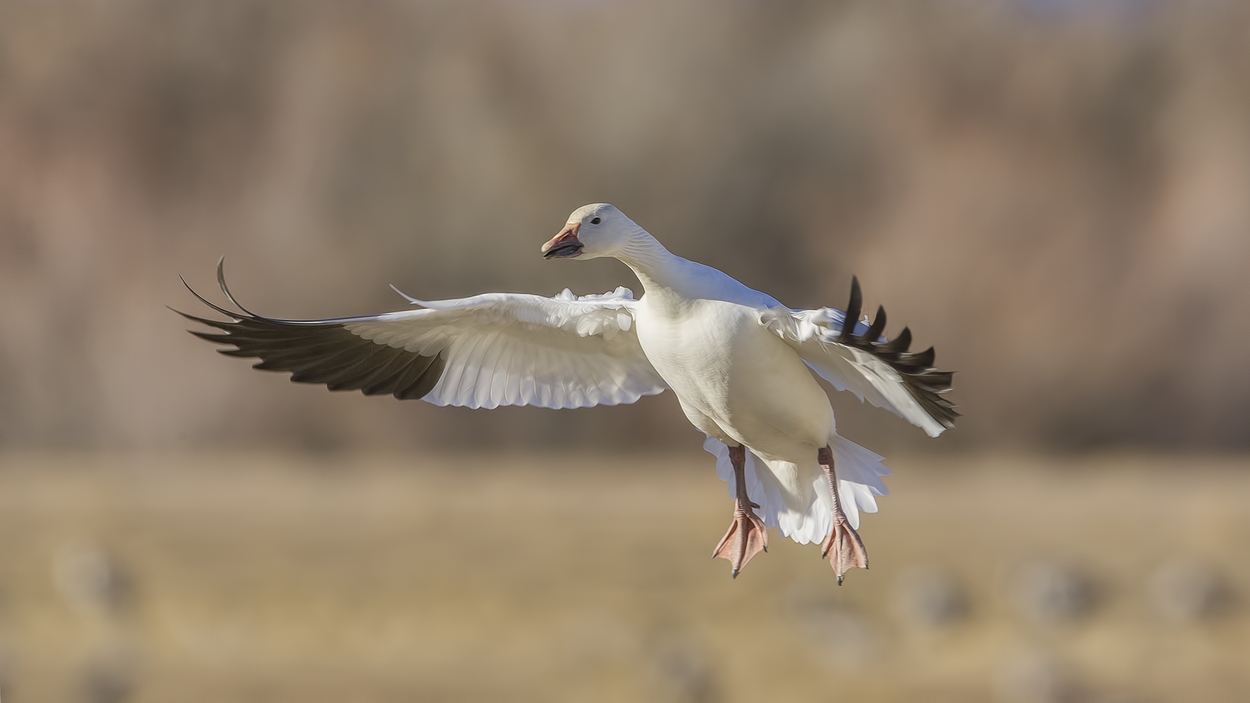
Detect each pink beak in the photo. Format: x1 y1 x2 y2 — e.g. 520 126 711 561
541 222 584 259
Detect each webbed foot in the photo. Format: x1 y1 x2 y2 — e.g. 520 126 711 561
713 500 768 578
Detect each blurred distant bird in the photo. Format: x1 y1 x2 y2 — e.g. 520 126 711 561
178 204 956 582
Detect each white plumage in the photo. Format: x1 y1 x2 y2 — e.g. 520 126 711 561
346 288 665 409
181 203 955 581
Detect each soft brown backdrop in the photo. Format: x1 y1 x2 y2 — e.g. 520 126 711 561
2 0 1247 452
1 3 1248 703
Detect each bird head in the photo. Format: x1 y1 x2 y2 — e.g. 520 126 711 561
541 203 639 260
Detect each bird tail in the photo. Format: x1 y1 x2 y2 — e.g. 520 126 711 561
703 434 891 545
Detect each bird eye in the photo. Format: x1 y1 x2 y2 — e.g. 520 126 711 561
590 217 601 225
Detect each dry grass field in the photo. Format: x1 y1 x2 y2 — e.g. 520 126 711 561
0 451 1246 703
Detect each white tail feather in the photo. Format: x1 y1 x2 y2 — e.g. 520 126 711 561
704 434 891 545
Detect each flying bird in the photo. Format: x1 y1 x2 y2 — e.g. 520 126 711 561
177 204 956 583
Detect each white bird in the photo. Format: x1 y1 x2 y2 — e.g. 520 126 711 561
179 204 956 582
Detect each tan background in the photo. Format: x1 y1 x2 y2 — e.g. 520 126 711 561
0 1 1247 701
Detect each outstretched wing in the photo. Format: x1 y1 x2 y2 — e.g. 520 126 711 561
176 261 668 409
759 277 957 437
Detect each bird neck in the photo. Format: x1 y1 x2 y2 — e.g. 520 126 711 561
615 230 686 295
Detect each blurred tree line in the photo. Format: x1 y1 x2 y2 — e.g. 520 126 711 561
0 0 1246 452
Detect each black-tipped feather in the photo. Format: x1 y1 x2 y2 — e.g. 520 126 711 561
878 327 911 355
326 346 407 391
215 257 266 318
175 263 445 402
397 361 444 399
393 355 444 399
835 278 959 430
838 277 863 344
864 306 887 344
361 352 428 395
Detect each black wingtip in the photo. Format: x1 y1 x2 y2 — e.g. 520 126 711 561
838 276 863 344
216 258 265 319
179 275 243 320
169 306 233 331
879 326 912 354
864 305 887 343
830 277 958 431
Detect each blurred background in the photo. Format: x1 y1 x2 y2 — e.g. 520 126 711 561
0 0 1247 701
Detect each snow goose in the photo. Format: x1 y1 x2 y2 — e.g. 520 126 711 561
178 203 956 583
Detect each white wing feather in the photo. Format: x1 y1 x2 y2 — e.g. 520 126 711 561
344 287 667 409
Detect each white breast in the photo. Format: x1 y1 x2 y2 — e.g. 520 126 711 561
635 293 834 458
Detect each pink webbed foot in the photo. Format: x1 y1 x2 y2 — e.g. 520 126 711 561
820 510 868 585
712 499 768 578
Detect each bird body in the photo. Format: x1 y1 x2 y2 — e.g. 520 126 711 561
617 236 844 542
179 203 956 581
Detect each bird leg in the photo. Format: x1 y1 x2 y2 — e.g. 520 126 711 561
818 446 868 585
712 444 768 578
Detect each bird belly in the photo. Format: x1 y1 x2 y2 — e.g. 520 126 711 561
637 298 834 455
